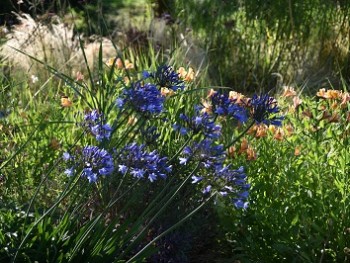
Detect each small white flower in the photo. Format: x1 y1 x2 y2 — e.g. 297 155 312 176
31 75 38 83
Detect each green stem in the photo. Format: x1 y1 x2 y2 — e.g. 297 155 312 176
225 121 255 149
127 191 217 263
116 162 201 261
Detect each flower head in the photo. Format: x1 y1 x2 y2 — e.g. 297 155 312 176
63 146 114 183
143 65 185 91
207 90 248 123
116 82 165 115
179 138 226 170
83 110 112 142
248 94 284 126
173 107 222 139
116 143 172 182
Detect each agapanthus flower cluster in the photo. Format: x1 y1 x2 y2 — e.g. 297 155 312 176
207 90 248 123
248 94 284 126
173 107 221 139
215 166 250 209
143 65 185 91
179 139 249 208
116 81 165 115
179 138 225 169
116 143 172 182
63 146 114 183
83 110 112 142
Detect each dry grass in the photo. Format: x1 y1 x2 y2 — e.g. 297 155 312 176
0 13 118 78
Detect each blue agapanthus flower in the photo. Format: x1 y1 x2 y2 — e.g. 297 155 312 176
209 91 248 123
215 165 250 209
179 138 249 209
116 82 165 115
83 110 112 142
249 94 284 126
179 138 226 170
173 107 221 139
116 143 172 182
143 65 185 91
63 146 114 183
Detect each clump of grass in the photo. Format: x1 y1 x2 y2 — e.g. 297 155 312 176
0 13 117 80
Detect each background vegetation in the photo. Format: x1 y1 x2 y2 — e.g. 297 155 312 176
0 0 350 262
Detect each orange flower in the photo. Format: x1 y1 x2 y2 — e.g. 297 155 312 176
273 127 284 141
341 92 350 108
178 67 195 82
247 125 257 136
229 91 246 105
238 138 249 154
285 124 294 136
228 146 236 158
325 90 342 99
161 87 175 97
282 86 297 97
293 96 302 109
207 88 217 98
127 115 138 125
61 96 73 107
124 59 134 69
316 88 327 98
294 146 301 156
255 124 268 138
317 88 342 99
106 57 132 69
201 99 213 114
246 146 257 161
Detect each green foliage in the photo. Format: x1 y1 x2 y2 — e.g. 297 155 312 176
172 0 350 92
218 92 350 262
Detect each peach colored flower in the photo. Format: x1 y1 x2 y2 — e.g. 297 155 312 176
161 87 175 97
246 146 257 161
294 146 301 156
229 91 246 105
256 124 268 138
76 71 84 81
178 67 195 82
273 127 284 141
285 124 294 136
228 146 236 158
201 99 213 114
61 96 72 107
317 88 342 99
341 92 350 108
247 125 257 136
282 86 297 97
316 88 327 98
293 96 302 109
207 88 217 98
325 90 342 99
238 138 249 154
